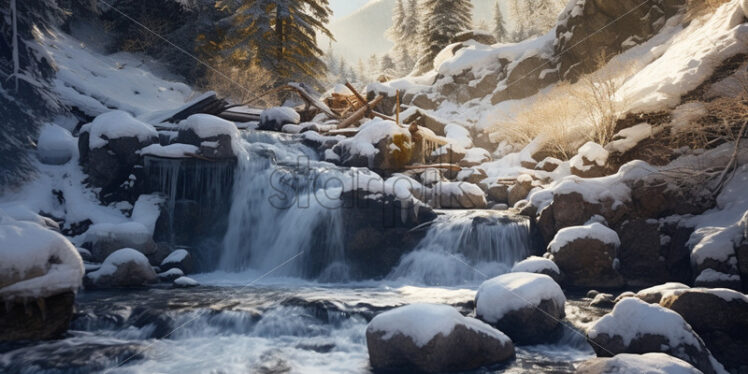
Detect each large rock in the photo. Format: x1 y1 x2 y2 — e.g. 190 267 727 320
85 248 157 288
176 114 239 159
79 111 158 200
511 256 562 284
633 282 690 304
549 223 624 288
536 192 624 245
160 249 194 274
576 353 702 374
555 0 685 81
660 288 748 372
491 55 559 104
258 107 301 132
366 304 515 373
508 175 534 207
475 272 566 344
431 181 488 209
618 219 692 287
37 124 75 165
332 118 413 172
83 222 158 263
587 298 726 374
0 216 84 341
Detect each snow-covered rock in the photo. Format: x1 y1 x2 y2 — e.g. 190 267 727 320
84 221 157 262
576 353 702 374
511 256 562 283
659 288 748 372
258 107 301 132
431 181 488 209
587 298 726 374
158 267 184 282
160 249 194 274
36 124 76 165
85 248 157 288
332 118 413 171
548 223 624 288
0 215 84 341
570 142 610 178
173 276 199 288
176 114 239 159
85 110 159 150
366 303 514 373
475 272 566 344
634 282 690 304
459 147 491 167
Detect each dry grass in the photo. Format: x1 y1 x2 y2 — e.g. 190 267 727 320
488 55 630 160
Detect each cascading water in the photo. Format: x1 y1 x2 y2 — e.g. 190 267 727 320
388 210 532 285
219 131 349 279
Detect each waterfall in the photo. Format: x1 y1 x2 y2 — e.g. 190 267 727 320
219 132 348 279
387 210 532 285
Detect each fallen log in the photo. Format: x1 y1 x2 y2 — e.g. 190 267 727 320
404 163 462 172
338 95 384 129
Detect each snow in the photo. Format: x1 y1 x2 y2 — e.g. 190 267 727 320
36 123 75 164
85 110 158 149
571 142 608 171
162 249 189 266
336 118 410 160
475 272 565 324
548 223 621 253
138 143 199 158
180 114 239 139
0 215 84 299
669 103 707 134
606 123 653 154
366 303 510 348
695 268 740 283
511 256 560 274
130 194 163 234
587 298 701 347
635 282 690 301
582 353 702 374
174 276 199 287
433 181 485 199
462 147 491 164
87 248 150 281
444 123 473 149
261 107 301 125
619 0 748 113
39 30 191 117
665 287 748 303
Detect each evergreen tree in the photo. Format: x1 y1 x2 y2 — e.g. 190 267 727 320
417 0 473 73
356 58 367 83
217 0 334 89
368 54 380 78
493 1 507 42
380 54 396 73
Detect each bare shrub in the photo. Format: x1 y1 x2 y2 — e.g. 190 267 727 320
195 61 279 106
686 0 732 20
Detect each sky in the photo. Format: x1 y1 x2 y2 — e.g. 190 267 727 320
329 0 370 20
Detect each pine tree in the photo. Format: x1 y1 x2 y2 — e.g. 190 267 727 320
416 0 473 73
380 54 396 73
368 54 380 78
493 1 507 42
217 0 334 89
356 58 367 83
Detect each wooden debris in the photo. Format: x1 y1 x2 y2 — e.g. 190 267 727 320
404 163 462 172
338 95 384 129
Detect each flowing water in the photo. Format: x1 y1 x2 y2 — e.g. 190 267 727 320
0 131 599 373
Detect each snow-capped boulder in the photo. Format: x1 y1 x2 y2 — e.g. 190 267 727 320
589 293 616 308
160 249 194 274
536 157 562 172
176 114 239 159
258 107 301 132
475 272 566 344
570 142 609 178
428 144 466 166
419 168 445 186
548 223 624 288
576 353 702 374
508 174 534 207
617 219 692 287
694 269 741 290
456 167 487 185
332 118 413 171
486 183 509 204
366 304 515 373
85 248 157 288
660 288 748 372
173 276 199 288
634 282 690 304
79 110 159 194
511 256 562 283
0 216 84 341
84 222 158 262
431 181 488 209
450 30 497 46
37 124 75 165
459 147 491 167
158 267 184 282
586 298 726 374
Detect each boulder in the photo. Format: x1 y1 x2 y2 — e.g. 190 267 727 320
366 304 515 373
0 217 84 341
158 268 184 282
176 114 239 159
332 118 413 172
618 219 692 287
536 157 562 172
459 148 491 167
508 175 534 207
79 111 158 198
491 55 559 104
85 248 158 288
587 298 726 374
450 30 497 45
660 288 748 372
694 269 742 290
589 293 616 308
486 183 510 204
456 167 487 185
428 144 467 165
475 272 566 344
83 222 158 263
37 124 75 165
258 107 301 132
536 191 624 245
570 142 609 178
549 223 624 288
576 353 701 374
419 168 445 186
510 256 562 284
431 182 488 209
411 94 439 110
173 276 199 288
634 282 690 304
160 249 194 274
